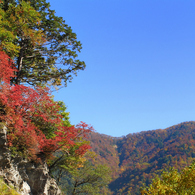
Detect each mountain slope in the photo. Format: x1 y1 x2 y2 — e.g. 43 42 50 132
89 121 195 195
88 132 120 178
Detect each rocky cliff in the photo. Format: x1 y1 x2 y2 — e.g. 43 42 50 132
0 125 61 195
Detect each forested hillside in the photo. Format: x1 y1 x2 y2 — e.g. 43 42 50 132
0 1 195 194
89 121 195 194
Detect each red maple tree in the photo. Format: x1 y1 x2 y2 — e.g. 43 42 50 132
0 50 92 161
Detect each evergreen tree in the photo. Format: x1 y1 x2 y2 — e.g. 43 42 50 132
1 0 85 87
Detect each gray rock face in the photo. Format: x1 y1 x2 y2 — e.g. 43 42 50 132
0 125 61 195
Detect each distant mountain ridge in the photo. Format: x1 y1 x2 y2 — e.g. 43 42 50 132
89 121 195 194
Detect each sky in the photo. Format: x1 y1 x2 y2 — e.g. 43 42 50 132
49 0 195 137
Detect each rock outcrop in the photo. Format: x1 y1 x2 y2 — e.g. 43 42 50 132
0 125 61 195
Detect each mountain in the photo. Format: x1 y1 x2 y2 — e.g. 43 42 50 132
89 121 195 195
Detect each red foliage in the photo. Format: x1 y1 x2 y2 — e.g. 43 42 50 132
0 50 16 83
0 51 93 161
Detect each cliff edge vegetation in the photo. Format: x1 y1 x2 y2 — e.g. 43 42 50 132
0 178 20 195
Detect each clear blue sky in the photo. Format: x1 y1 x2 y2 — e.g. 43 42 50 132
50 0 195 137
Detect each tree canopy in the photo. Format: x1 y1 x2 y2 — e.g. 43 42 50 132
0 50 92 162
141 162 195 195
58 158 112 195
0 0 86 87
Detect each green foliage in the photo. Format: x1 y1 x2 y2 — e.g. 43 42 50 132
0 0 44 57
59 160 112 195
0 178 20 195
1 0 86 87
57 101 71 127
141 162 195 195
0 2 19 56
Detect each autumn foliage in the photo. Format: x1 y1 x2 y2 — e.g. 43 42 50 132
141 162 195 194
0 50 92 161
0 50 16 82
